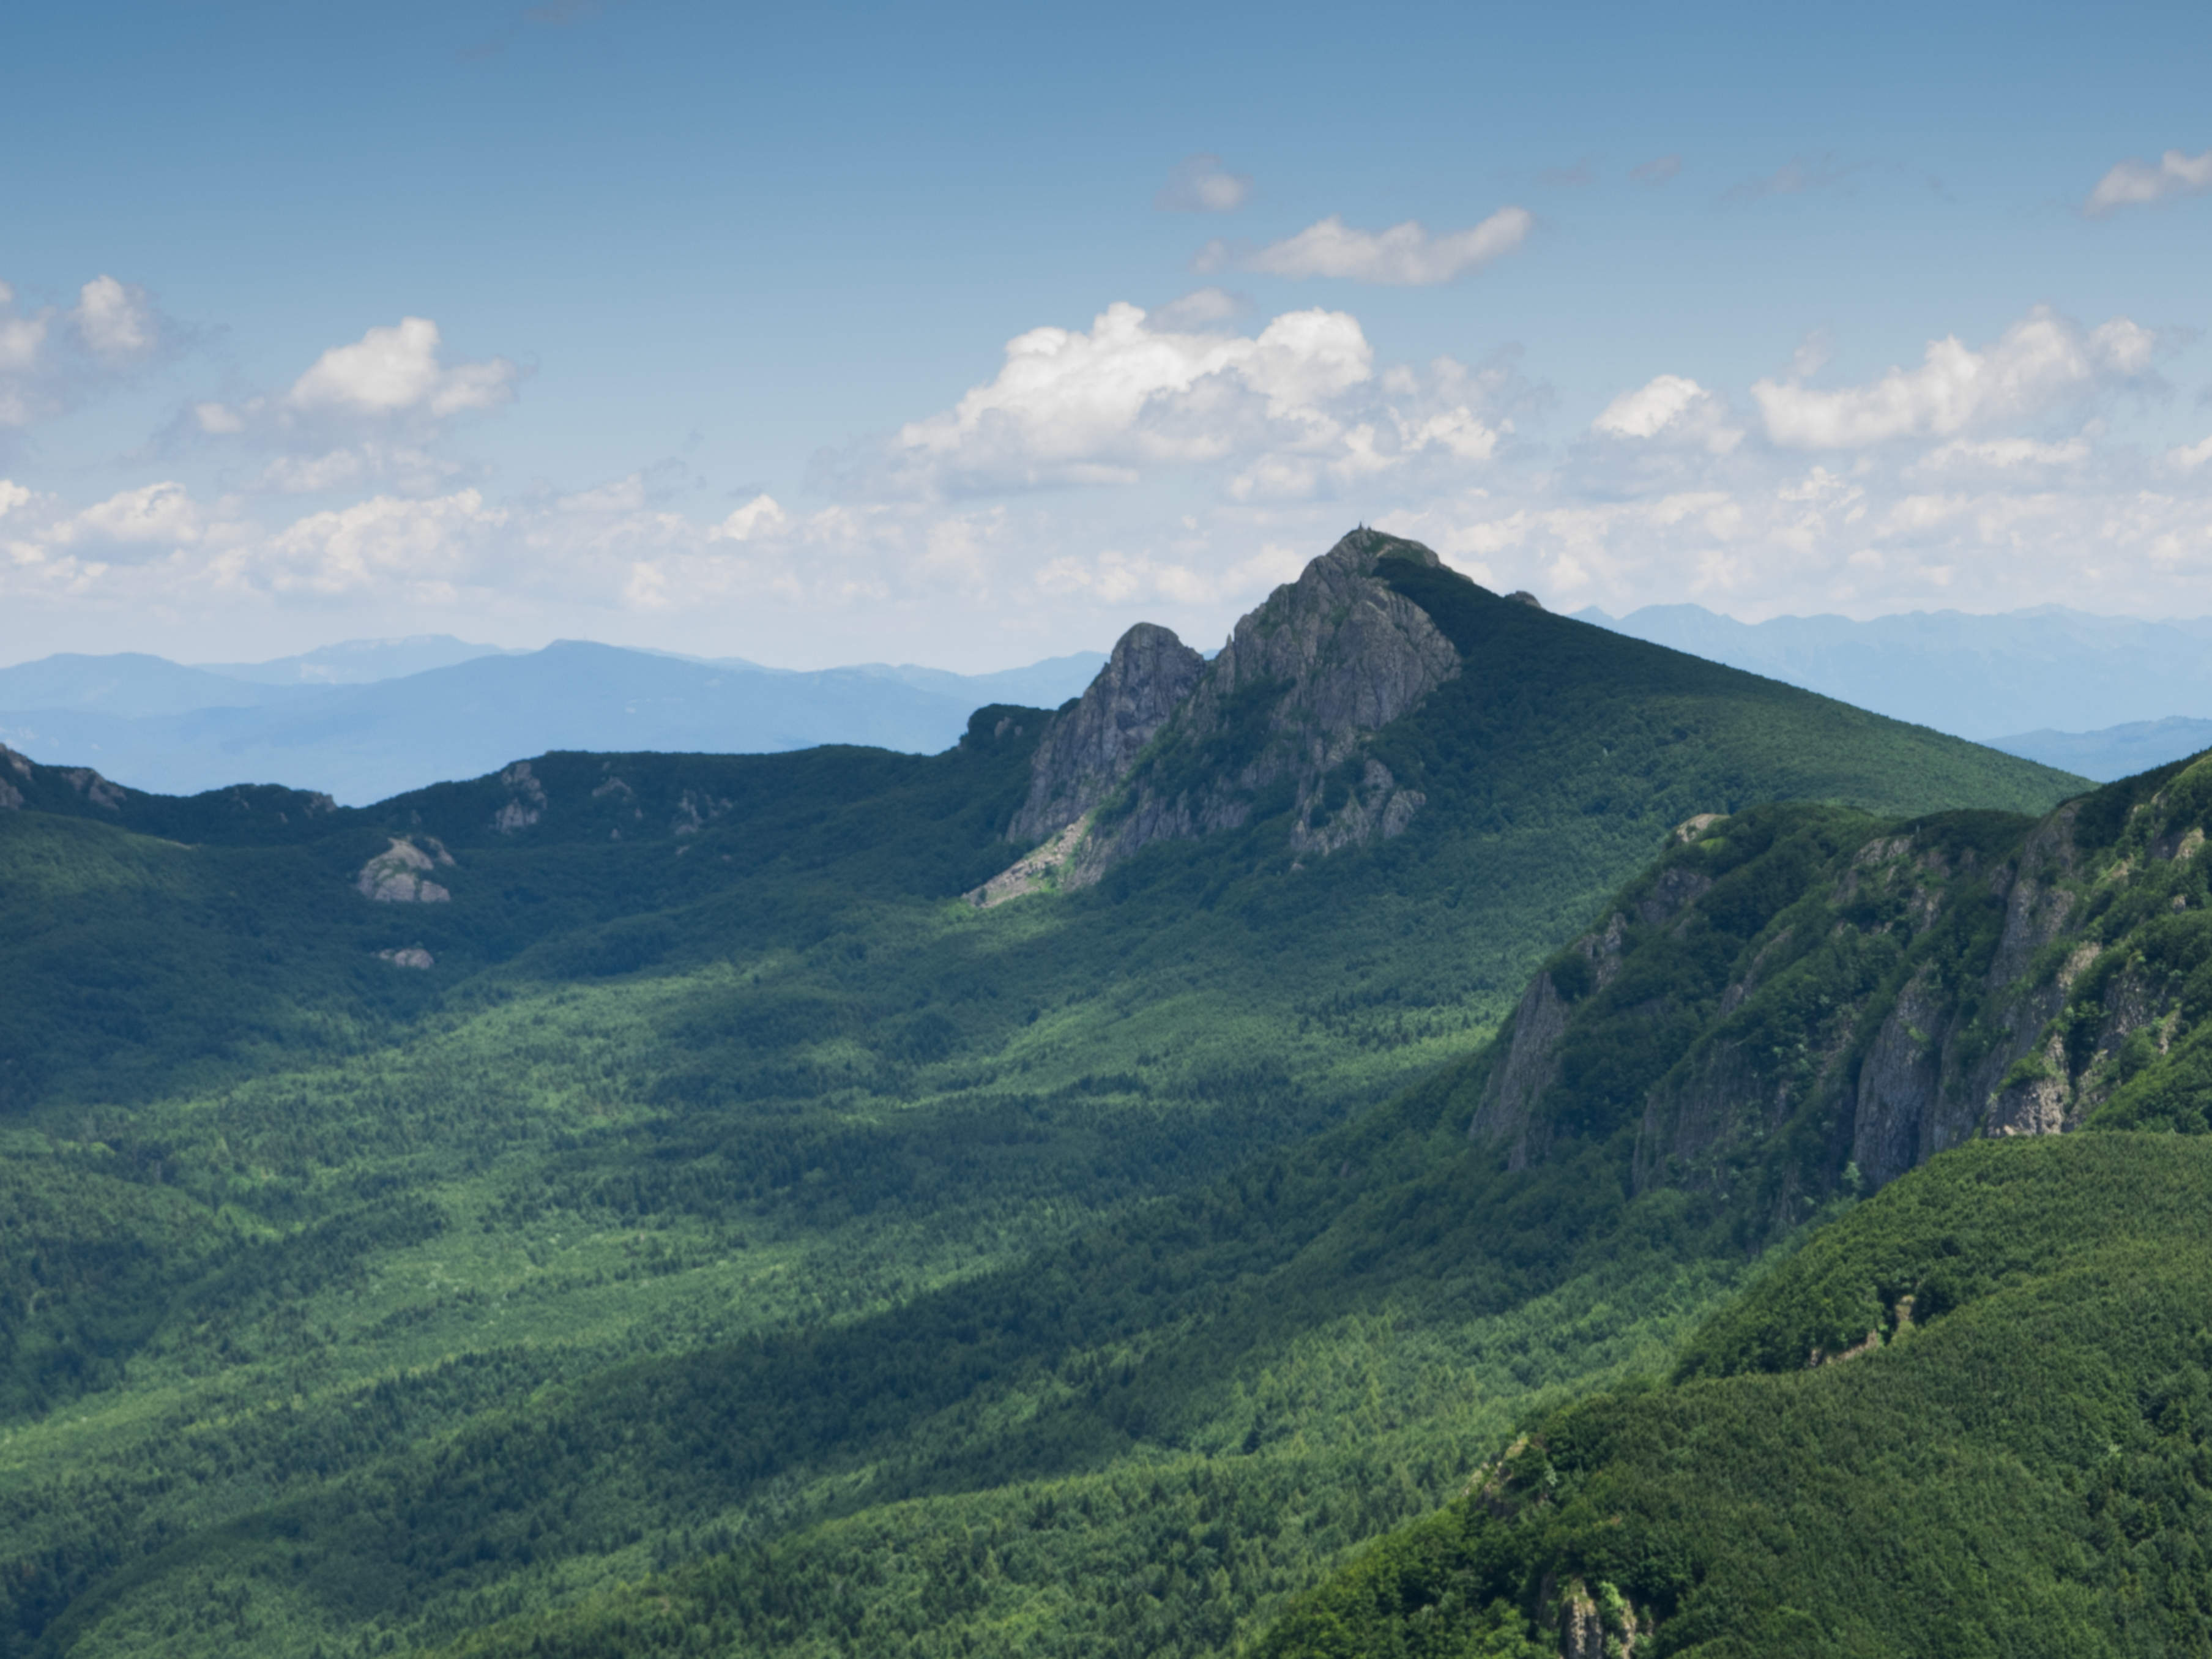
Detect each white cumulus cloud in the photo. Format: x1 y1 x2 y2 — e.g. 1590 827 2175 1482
857 300 1515 504
286 318 519 419
2085 147 2212 216
1752 308 2162 449
241 489 510 597
53 481 209 549
713 493 791 541
1202 207 1533 286
2167 433 2212 474
72 276 157 361
883 300 1372 491
1592 374 1742 453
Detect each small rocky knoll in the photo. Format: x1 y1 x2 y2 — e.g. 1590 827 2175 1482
491 761 548 833
356 836 455 903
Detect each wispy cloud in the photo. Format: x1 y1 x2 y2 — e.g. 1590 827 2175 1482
2084 147 2212 217
1155 154 1252 213
1724 155 1853 203
0 274 177 434
1198 207 1533 286
1630 154 1681 186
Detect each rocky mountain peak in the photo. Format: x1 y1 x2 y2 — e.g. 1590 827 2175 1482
1008 622 1205 844
977 528 1464 903
1187 528 1456 756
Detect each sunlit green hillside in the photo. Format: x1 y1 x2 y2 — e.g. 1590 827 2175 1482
1259 1135 2212 1659
0 553 2089 1657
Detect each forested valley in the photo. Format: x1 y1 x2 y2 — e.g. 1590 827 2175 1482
20 531 2205 1657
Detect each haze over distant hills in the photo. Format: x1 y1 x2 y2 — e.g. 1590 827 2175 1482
195 635 525 686
1581 603 2212 779
0 638 1107 803
6 602 2205 803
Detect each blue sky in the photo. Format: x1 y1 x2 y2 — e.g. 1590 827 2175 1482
4 0 2211 668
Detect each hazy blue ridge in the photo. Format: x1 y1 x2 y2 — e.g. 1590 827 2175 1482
0 652 319 717
1986 716 2212 781
193 635 521 685
0 641 1106 803
1579 603 2212 739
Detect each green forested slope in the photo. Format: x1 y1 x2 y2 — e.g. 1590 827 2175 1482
0 545 2091 1657
1257 1135 2212 1659
1255 748 2212 1658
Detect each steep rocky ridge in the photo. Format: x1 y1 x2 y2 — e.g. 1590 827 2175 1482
991 529 1461 895
985 524 2084 909
1006 623 1204 844
1462 748 2212 1210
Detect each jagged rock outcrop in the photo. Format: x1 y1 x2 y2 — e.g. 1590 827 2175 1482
493 762 546 833
357 837 454 903
1555 1580 1644 1659
61 767 125 810
672 788 732 837
1289 758 1425 858
1095 529 1456 869
0 745 26 811
975 528 1464 903
377 946 436 969
1007 623 1205 844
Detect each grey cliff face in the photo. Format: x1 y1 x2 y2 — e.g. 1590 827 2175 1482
1469 913 1626 1168
1478 762 2212 1207
1008 622 1205 844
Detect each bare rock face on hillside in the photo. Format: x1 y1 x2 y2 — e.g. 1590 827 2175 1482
493 762 547 833
974 529 1463 905
1471 754 2212 1204
1072 528 1459 879
1008 623 1206 844
0 745 26 811
62 767 127 810
357 837 454 903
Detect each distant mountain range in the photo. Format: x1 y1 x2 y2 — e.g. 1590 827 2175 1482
1991 716 2212 781
8 598 2209 803
0 638 1106 803
1581 603 2212 780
